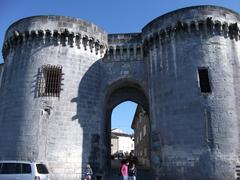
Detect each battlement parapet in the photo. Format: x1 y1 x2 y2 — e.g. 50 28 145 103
2 16 108 59
104 33 143 62
142 5 240 49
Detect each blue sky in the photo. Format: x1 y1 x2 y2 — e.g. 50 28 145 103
1 0 240 65
1 0 240 133
112 101 137 134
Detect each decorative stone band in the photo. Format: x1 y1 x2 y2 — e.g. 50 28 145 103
103 44 143 62
143 17 240 50
2 29 108 58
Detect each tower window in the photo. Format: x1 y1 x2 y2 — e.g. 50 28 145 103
39 65 63 97
198 68 211 93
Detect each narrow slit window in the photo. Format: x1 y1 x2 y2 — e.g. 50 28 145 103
206 108 214 146
39 65 62 97
198 68 211 93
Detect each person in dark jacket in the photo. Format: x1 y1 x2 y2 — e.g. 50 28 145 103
128 163 137 180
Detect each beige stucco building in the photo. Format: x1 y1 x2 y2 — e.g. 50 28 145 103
111 133 119 155
111 128 134 155
131 105 150 168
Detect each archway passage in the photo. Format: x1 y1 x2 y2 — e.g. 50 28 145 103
110 101 136 168
103 79 152 179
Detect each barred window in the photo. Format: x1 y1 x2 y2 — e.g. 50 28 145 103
39 65 62 97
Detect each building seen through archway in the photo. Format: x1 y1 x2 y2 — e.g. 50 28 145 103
111 128 134 158
131 105 150 169
110 101 151 175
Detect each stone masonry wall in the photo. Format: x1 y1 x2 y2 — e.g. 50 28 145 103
0 63 3 88
0 16 107 180
143 6 240 179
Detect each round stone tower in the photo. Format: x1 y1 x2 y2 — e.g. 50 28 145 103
0 16 107 179
142 6 240 179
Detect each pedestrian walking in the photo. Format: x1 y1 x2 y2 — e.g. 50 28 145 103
120 160 129 180
83 164 93 180
128 163 137 180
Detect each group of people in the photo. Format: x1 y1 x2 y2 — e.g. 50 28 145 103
120 160 137 180
82 161 137 180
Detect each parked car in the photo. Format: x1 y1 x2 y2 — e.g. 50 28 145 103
0 160 50 180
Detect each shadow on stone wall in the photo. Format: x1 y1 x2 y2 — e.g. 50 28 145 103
70 57 151 179
71 59 104 178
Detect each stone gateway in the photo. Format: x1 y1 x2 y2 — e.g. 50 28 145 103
0 5 240 180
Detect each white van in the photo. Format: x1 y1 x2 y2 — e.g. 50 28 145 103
0 161 50 180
